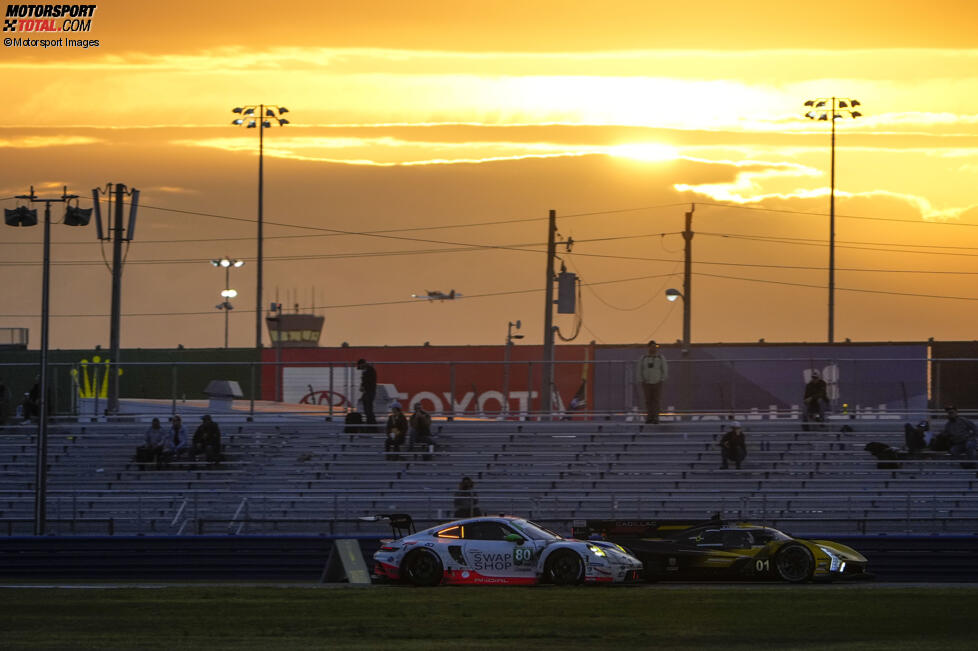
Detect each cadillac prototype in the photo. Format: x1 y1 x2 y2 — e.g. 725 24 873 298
572 518 869 583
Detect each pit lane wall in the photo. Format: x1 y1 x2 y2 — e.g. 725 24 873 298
260 342 932 417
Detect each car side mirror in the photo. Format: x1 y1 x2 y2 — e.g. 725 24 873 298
504 533 524 545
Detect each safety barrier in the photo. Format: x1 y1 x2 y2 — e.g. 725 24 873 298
1 533 977 582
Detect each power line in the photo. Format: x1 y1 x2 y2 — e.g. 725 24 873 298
699 232 978 259
0 231 685 267
6 243 977 278
698 231 978 254
1 271 683 318
698 201 978 228
7 265 975 320
700 271 978 302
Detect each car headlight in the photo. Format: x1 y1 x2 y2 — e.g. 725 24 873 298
818 545 843 572
586 544 607 557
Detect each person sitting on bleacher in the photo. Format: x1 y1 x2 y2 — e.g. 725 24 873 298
162 415 190 463
942 406 977 460
191 414 223 464
904 419 930 453
384 401 408 459
409 403 432 447
453 476 481 518
137 417 167 469
719 421 747 470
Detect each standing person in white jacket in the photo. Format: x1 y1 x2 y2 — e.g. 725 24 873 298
636 340 669 424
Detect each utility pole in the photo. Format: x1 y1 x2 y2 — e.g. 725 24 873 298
681 204 694 417
257 111 265 350
541 209 557 418
92 183 139 415
107 183 125 414
682 204 694 353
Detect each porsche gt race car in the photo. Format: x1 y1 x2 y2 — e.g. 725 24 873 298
572 518 869 583
373 515 643 586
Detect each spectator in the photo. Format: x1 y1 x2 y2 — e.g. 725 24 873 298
635 340 669 424
385 401 408 459
0 379 9 425
192 414 222 463
802 371 828 430
409 403 432 448
137 417 167 469
163 415 190 462
453 476 481 518
719 421 747 469
942 406 977 460
904 419 930 453
357 358 378 425
22 377 41 422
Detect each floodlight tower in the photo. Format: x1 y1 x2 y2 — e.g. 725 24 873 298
5 186 89 535
230 104 290 351
804 97 862 343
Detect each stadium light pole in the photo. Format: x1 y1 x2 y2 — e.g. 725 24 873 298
230 104 290 351
211 257 244 348
804 97 862 343
5 186 90 536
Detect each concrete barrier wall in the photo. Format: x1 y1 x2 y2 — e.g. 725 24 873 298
2 534 976 582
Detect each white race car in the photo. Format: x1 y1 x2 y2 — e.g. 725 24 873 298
372 515 643 586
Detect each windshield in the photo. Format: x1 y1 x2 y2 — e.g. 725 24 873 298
749 528 792 544
510 519 561 541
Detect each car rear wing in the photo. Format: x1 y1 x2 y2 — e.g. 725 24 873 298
572 514 722 539
358 513 416 538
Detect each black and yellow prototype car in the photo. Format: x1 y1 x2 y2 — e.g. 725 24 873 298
572 518 870 583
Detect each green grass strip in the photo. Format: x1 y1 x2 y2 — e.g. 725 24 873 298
0 584 973 650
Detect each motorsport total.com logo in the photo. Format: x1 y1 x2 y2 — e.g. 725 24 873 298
3 4 99 49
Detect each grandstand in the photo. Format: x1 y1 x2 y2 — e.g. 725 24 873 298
2 416 976 537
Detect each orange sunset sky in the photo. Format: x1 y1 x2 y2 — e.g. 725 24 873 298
1 0 977 350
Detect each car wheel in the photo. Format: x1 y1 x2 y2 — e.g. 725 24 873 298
775 543 814 583
545 550 584 586
402 549 443 586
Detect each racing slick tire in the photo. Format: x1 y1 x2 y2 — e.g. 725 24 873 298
402 549 444 586
544 550 585 586
774 543 815 583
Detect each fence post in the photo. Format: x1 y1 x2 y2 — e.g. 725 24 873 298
623 361 631 418
249 362 256 420
449 362 456 420
729 360 737 412
170 363 177 417
328 362 334 418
